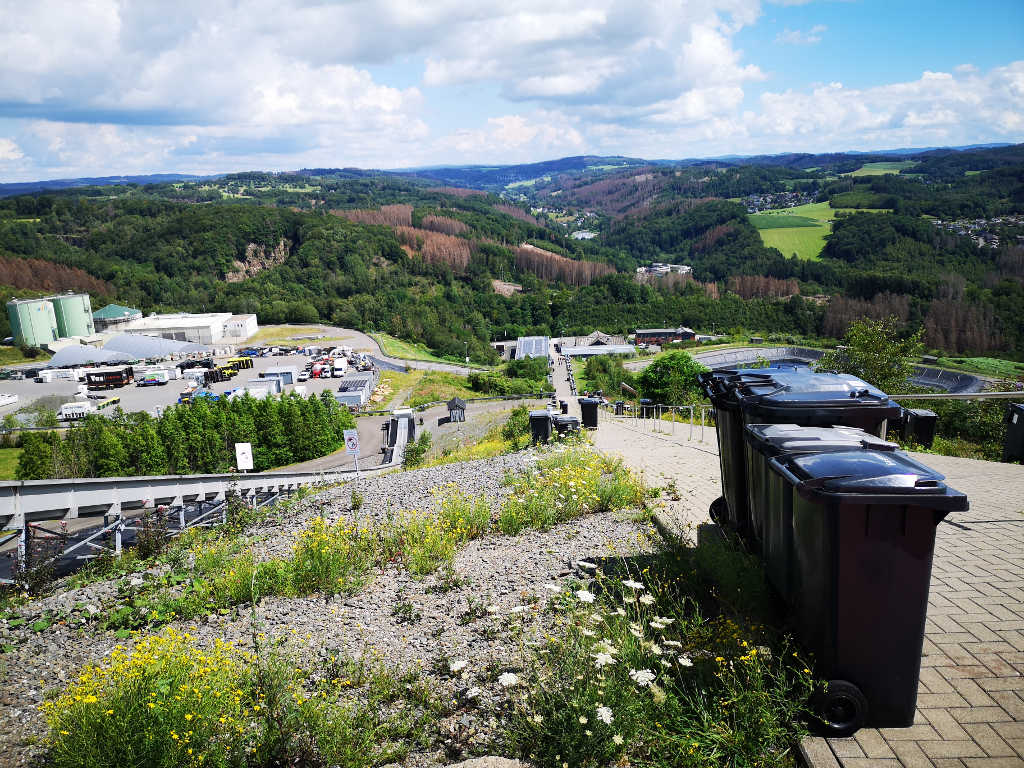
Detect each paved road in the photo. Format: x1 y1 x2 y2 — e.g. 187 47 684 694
580 395 1024 768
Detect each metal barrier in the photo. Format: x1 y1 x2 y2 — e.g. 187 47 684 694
602 400 715 442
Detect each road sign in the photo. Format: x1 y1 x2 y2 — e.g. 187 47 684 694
344 429 360 455
235 442 253 471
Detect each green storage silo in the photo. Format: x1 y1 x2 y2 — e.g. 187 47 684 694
7 298 59 348
50 292 95 338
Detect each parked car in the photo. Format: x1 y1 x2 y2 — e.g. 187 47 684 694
297 371 310 382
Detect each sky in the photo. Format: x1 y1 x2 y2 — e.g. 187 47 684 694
0 0 1022 181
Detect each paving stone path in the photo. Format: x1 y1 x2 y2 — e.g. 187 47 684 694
590 410 1024 768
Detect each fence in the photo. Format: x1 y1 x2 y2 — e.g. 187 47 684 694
602 400 716 442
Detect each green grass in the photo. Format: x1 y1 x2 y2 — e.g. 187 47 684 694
0 448 22 479
750 202 891 260
405 371 478 408
844 160 918 176
934 356 1024 380
748 214 821 229
0 347 51 366
759 226 828 260
370 332 484 368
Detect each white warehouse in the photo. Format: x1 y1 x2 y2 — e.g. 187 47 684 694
113 312 259 345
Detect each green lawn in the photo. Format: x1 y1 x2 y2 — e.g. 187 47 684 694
935 356 1024 380
845 160 919 177
370 333 459 364
370 333 490 369
0 447 22 479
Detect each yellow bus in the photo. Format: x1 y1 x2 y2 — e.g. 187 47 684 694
227 357 254 370
97 396 121 411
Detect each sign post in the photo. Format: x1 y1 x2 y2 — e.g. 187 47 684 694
234 442 253 473
344 429 361 476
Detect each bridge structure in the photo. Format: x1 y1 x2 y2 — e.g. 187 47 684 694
0 412 414 583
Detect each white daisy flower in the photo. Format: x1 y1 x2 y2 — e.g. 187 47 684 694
612 734 624 746
576 589 596 603
638 594 656 606
595 705 614 725
622 579 645 590
678 655 694 667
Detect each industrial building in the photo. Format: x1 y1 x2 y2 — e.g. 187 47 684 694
50 293 95 338
7 298 59 347
515 336 550 359
561 344 636 359
92 303 143 332
335 371 378 407
6 292 96 348
634 327 696 345
96 311 259 345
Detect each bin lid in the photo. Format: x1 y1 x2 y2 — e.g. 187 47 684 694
581 397 600 404
745 423 897 454
778 449 962 498
737 372 893 406
529 410 551 418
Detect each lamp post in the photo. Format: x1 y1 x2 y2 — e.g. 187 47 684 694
464 341 469 365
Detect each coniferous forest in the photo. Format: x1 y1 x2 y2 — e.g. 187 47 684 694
14 393 356 480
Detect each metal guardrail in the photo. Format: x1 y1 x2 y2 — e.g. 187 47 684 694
889 391 1023 400
602 401 715 442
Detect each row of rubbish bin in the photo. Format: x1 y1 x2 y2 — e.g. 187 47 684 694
530 398 601 442
698 368 969 737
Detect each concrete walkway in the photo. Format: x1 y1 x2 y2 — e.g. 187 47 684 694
589 409 1024 768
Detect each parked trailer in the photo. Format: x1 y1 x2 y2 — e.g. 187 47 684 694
227 357 254 370
85 366 134 390
59 401 96 421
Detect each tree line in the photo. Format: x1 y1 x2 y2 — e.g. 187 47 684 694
15 393 356 480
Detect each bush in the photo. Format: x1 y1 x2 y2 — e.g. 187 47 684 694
402 430 432 469
638 351 708 405
500 406 531 450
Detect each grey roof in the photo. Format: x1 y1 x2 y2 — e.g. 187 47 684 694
47 345 133 368
516 336 549 359
562 345 636 357
103 333 209 359
447 396 467 409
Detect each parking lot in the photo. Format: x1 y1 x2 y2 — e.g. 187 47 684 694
0 352 363 421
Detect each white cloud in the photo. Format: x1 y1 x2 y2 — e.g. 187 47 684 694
0 138 23 161
775 25 827 45
0 1 1020 177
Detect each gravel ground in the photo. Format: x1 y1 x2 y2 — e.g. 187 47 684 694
0 449 659 767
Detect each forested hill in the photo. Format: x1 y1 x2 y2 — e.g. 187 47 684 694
0 181 812 363
1 143 1023 362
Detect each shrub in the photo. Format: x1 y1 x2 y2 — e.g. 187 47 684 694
639 351 708 405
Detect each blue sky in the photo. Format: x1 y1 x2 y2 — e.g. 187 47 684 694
0 0 1021 181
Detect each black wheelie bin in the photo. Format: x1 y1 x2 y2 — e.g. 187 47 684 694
768 449 967 736
699 369 903 539
743 423 898 596
530 410 552 444
580 398 599 429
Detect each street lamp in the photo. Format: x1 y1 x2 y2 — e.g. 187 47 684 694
464 341 469 364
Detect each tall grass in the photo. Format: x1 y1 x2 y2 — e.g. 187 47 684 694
501 537 814 767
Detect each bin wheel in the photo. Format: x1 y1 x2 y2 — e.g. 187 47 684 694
708 496 727 527
813 680 868 737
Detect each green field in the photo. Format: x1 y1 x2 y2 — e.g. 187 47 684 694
748 213 820 229
750 202 893 260
0 447 22 479
757 227 826 260
845 161 918 177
